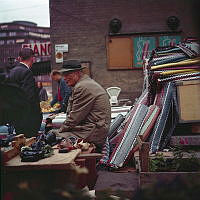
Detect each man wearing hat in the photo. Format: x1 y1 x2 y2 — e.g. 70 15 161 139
58 59 111 152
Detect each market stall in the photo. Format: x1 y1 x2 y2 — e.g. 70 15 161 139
97 39 200 172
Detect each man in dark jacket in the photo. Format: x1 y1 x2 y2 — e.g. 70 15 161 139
6 48 42 137
37 82 48 102
50 70 72 112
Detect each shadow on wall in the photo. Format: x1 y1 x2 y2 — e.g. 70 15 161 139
191 0 200 36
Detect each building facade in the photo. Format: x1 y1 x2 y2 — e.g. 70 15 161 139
0 21 50 68
49 0 200 101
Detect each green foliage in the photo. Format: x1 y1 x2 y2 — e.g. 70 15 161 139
172 146 200 172
150 147 200 172
150 153 170 172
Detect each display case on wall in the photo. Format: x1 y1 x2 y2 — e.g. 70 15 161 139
106 32 182 70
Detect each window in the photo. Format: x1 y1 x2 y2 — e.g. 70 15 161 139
0 32 6 37
16 39 25 43
29 39 35 43
19 26 25 30
23 32 28 36
0 25 8 29
0 40 5 45
41 34 50 38
7 40 15 44
29 32 41 37
107 33 182 69
9 32 16 36
38 29 43 33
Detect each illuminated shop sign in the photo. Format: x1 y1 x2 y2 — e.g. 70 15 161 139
22 42 51 56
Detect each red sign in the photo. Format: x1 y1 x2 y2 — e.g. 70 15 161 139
22 43 51 56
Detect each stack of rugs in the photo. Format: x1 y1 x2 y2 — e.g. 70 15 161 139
98 39 200 170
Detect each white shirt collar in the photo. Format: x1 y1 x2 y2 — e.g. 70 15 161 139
20 62 30 69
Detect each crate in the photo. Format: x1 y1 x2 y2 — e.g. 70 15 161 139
176 80 200 123
134 136 200 188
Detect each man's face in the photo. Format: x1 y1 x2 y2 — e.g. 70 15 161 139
28 56 35 67
63 71 80 86
51 74 61 81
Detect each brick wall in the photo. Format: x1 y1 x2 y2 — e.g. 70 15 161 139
49 0 200 101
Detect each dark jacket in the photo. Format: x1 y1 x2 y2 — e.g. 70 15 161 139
5 63 42 137
39 87 48 102
9 63 40 106
51 78 72 110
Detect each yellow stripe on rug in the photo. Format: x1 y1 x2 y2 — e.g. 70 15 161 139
160 69 200 76
151 58 200 70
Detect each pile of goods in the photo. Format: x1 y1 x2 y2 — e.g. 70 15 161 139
20 132 91 162
98 39 200 170
40 98 60 113
20 131 62 162
58 137 91 153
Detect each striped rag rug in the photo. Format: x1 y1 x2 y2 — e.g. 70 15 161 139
150 82 178 153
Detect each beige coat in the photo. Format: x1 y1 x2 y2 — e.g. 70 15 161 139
59 74 111 147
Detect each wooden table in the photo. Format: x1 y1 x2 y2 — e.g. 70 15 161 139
75 146 102 189
2 133 103 200
5 148 81 170
2 148 83 198
3 144 102 198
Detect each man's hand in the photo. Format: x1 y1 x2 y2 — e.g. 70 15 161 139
59 124 70 133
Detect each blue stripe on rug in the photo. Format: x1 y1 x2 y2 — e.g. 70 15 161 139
110 104 149 168
150 82 174 153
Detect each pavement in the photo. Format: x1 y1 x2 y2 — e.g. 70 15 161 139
95 169 139 199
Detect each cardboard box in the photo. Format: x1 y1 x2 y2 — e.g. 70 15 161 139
191 123 200 133
176 80 200 123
